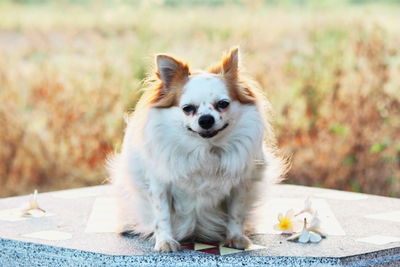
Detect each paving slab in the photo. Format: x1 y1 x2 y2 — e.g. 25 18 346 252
0 184 399 266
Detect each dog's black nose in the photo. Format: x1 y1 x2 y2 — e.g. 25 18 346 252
198 115 215 130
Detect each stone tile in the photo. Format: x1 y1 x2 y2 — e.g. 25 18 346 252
356 235 400 246
84 197 119 233
23 230 72 241
365 211 400 223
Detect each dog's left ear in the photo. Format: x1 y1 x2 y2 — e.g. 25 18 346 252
209 47 239 81
221 47 239 82
209 47 256 104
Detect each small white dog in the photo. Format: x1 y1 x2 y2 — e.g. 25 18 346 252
108 47 284 252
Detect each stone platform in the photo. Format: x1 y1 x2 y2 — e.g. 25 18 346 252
0 184 399 266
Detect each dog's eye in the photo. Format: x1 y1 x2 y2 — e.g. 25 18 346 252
216 100 230 110
182 105 196 114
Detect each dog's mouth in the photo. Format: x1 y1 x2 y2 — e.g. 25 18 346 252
188 123 229 139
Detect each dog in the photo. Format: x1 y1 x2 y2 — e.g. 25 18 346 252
108 47 285 252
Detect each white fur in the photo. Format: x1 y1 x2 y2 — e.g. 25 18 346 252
180 73 229 133
108 73 283 251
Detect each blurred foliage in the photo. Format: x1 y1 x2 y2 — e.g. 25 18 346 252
5 0 400 6
0 1 399 197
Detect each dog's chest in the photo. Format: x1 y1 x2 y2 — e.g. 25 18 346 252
172 145 248 195
171 170 233 209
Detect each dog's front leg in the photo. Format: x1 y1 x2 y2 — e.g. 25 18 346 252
150 181 180 252
225 185 252 249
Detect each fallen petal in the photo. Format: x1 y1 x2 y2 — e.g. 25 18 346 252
286 232 302 241
309 228 327 238
286 209 295 218
273 224 282 231
304 197 312 210
298 230 310 243
23 208 46 218
309 216 321 229
309 231 322 243
292 219 304 232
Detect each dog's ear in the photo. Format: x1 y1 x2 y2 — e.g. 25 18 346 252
156 55 189 89
151 54 189 107
208 47 239 80
221 47 239 82
209 47 256 104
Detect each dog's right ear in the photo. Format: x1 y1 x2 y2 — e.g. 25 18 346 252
156 54 190 89
151 54 190 107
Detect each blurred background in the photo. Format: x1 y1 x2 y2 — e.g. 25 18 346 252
0 0 399 198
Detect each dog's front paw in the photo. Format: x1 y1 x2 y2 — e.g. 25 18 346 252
224 235 251 249
154 238 181 252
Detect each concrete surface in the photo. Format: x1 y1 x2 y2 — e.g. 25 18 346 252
0 184 399 266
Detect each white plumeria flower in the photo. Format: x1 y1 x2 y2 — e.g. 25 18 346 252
274 197 327 243
273 209 302 234
21 190 46 217
287 213 326 243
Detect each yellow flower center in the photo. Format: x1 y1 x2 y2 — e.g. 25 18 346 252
278 217 293 230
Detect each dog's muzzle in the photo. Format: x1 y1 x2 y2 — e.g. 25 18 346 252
188 123 229 139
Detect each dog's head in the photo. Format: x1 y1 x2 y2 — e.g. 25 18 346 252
149 47 257 139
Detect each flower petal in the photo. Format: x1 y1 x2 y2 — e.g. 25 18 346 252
309 231 322 243
309 213 321 229
304 197 312 210
287 232 301 241
286 209 295 218
292 219 304 232
309 228 327 238
298 230 310 243
23 208 46 218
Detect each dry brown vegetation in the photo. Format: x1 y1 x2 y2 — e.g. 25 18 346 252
0 2 399 197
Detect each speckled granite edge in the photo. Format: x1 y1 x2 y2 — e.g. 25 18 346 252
0 238 342 267
339 247 400 267
3 238 399 267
